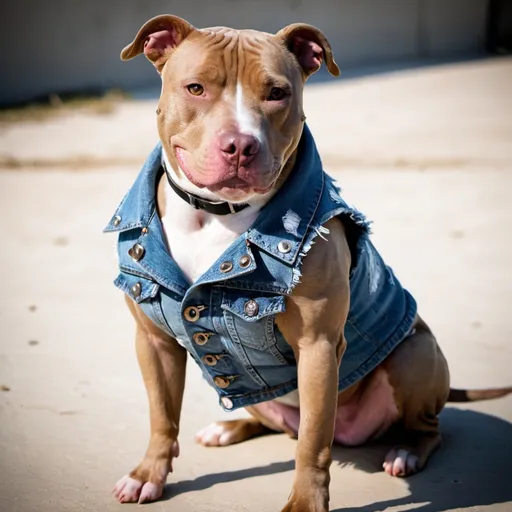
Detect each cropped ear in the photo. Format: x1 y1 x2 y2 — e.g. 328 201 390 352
121 15 195 73
276 23 340 78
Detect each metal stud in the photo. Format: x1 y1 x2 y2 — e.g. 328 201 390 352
128 243 145 262
141 227 148 235
221 397 234 410
112 215 122 226
239 255 251 268
183 305 206 322
277 240 292 254
131 282 142 298
244 299 259 317
193 332 211 345
220 261 233 273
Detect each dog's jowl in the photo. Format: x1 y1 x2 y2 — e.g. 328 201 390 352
106 14 512 511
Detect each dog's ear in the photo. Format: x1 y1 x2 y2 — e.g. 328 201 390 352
276 23 340 78
121 15 195 73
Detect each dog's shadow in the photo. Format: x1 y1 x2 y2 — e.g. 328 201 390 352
330 407 512 511
162 407 511 511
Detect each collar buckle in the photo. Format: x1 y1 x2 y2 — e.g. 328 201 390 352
188 194 199 209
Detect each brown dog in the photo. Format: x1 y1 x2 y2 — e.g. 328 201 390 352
107 15 512 511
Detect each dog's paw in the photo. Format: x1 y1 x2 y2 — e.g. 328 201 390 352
195 419 266 446
383 448 419 477
195 421 243 446
113 475 163 504
113 439 178 502
280 493 328 512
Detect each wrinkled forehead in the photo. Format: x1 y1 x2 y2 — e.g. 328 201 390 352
165 28 300 87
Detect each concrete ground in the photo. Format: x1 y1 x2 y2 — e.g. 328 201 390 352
1 58 511 512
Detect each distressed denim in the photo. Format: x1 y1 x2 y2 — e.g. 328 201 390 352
105 125 417 411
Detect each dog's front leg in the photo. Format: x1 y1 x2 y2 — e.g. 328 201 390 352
277 219 351 512
285 333 344 512
113 297 187 504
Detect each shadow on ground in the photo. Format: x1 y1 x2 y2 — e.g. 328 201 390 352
161 460 295 501
332 407 511 512
161 407 511 510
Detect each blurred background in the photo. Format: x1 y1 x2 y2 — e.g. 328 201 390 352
1 2 511 512
1 0 511 104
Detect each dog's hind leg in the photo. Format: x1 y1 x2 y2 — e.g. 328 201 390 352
381 315 450 477
195 402 298 446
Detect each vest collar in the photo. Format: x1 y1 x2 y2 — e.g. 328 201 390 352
245 124 324 265
104 125 325 267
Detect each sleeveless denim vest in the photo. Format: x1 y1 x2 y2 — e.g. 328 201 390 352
104 126 417 411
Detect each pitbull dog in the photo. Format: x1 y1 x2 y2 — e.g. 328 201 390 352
107 15 512 511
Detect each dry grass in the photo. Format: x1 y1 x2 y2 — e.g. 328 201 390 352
0 89 129 125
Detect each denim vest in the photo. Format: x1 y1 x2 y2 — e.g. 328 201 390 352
105 126 417 411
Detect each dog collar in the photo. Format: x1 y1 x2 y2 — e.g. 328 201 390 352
162 164 249 215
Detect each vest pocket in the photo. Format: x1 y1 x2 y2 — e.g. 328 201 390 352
221 292 286 353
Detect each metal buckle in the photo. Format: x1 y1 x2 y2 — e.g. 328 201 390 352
188 194 200 209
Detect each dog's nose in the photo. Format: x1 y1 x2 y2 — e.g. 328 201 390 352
218 132 260 165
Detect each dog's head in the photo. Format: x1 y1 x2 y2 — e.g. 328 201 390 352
122 15 339 203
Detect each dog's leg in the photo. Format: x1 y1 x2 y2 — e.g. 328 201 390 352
195 401 302 446
113 298 187 503
277 218 351 512
382 316 450 477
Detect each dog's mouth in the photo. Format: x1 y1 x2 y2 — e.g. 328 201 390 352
209 176 251 191
174 146 277 198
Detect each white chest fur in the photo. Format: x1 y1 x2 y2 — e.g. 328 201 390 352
160 153 274 284
160 187 256 283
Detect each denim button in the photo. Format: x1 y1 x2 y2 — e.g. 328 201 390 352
244 300 259 317
128 243 145 262
239 255 251 268
220 261 233 273
193 332 211 345
131 282 142 298
113 215 122 226
277 240 292 254
184 305 206 322
221 397 233 409
214 376 231 389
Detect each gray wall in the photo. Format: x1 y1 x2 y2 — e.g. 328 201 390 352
0 0 489 105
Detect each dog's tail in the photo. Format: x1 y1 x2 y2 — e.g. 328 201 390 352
447 386 512 402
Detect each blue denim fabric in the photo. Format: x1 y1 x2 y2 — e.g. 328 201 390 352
105 125 417 411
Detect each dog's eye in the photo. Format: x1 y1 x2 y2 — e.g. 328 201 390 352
267 87 288 101
187 83 204 96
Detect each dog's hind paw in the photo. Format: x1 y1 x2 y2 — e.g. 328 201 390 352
383 448 419 477
195 419 268 446
113 475 163 503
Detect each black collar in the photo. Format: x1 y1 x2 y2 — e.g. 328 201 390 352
162 164 250 215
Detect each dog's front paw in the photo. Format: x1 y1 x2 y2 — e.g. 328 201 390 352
113 438 179 503
113 475 164 504
281 497 328 512
280 488 329 512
